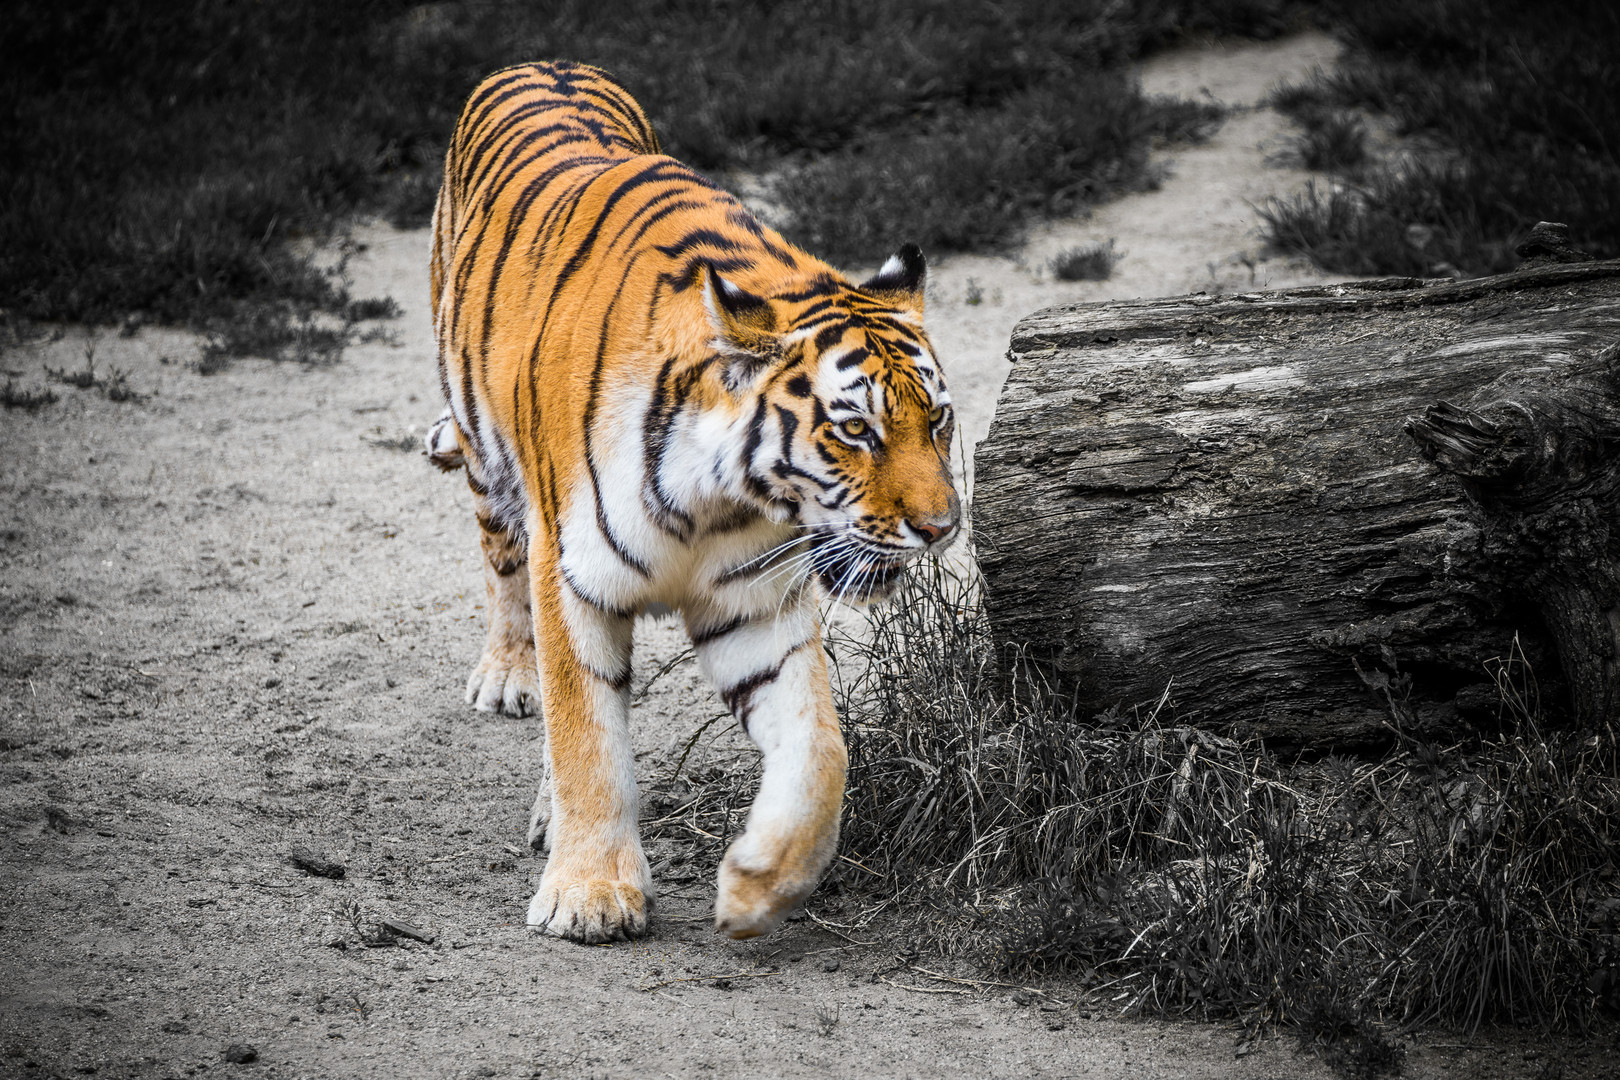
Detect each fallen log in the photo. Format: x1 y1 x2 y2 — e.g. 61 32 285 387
973 258 1620 745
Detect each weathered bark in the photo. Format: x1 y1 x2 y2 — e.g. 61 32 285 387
974 260 1620 745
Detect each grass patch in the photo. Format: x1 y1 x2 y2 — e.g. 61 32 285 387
1293 111 1370 173
1262 0 1620 276
798 550 1620 1047
1 379 57 412
1052 240 1124 282
42 340 143 402
3 0 1285 347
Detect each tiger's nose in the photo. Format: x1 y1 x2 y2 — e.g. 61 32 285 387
908 516 957 545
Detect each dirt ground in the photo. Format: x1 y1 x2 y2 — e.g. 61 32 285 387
2 32 1609 1080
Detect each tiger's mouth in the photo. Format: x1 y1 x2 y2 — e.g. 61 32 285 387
808 533 915 605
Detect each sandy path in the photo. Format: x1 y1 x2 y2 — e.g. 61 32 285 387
2 31 1563 1080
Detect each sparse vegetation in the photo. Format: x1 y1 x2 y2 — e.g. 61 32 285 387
1 379 57 411
1293 111 1370 173
41 341 143 401
1263 0 1620 277
758 550 1620 1055
3 0 1287 352
1052 239 1123 281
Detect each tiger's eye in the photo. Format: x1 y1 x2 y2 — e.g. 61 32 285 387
840 418 868 438
928 405 945 423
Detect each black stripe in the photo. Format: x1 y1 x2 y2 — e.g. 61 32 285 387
466 117 578 204
460 71 539 151
739 398 773 502
551 160 692 299
581 294 653 578
606 185 692 253
720 637 814 729
791 299 839 324
724 208 800 267
774 460 836 490
658 255 752 293
775 276 841 302
713 540 796 585
639 356 694 538
559 558 639 621
588 661 634 691
576 84 656 151
655 227 747 259
814 322 850 353
691 614 748 647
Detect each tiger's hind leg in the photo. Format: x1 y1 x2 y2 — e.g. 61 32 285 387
430 410 543 719
465 501 542 718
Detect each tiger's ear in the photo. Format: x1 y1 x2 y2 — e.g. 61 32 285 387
701 264 779 362
860 243 926 319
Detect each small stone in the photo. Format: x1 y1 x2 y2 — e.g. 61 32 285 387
222 1044 258 1064
288 847 345 880
820 956 841 973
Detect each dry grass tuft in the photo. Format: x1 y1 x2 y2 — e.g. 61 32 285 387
1052 240 1123 282
808 547 1620 1050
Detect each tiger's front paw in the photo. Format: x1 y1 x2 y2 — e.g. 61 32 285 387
713 847 817 940
527 875 650 943
464 647 540 717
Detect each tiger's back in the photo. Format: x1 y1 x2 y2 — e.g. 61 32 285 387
429 61 960 943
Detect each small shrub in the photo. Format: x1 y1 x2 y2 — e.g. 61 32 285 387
364 429 423 453
100 368 140 402
1296 112 1369 173
43 342 144 401
1 379 57 411
1052 239 1122 281
1259 166 1522 278
45 349 98 389
1268 72 1335 118
345 297 403 322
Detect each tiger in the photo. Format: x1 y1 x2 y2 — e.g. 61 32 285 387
425 60 960 944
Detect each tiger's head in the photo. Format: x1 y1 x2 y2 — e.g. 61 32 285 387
703 244 961 604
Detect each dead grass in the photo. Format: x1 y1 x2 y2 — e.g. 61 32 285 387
1 379 57 412
771 548 1620 1053
1262 1 1620 277
1052 240 1124 282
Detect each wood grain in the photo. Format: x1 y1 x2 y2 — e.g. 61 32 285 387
973 261 1620 744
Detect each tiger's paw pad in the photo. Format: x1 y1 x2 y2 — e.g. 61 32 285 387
464 651 540 717
527 880 649 943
